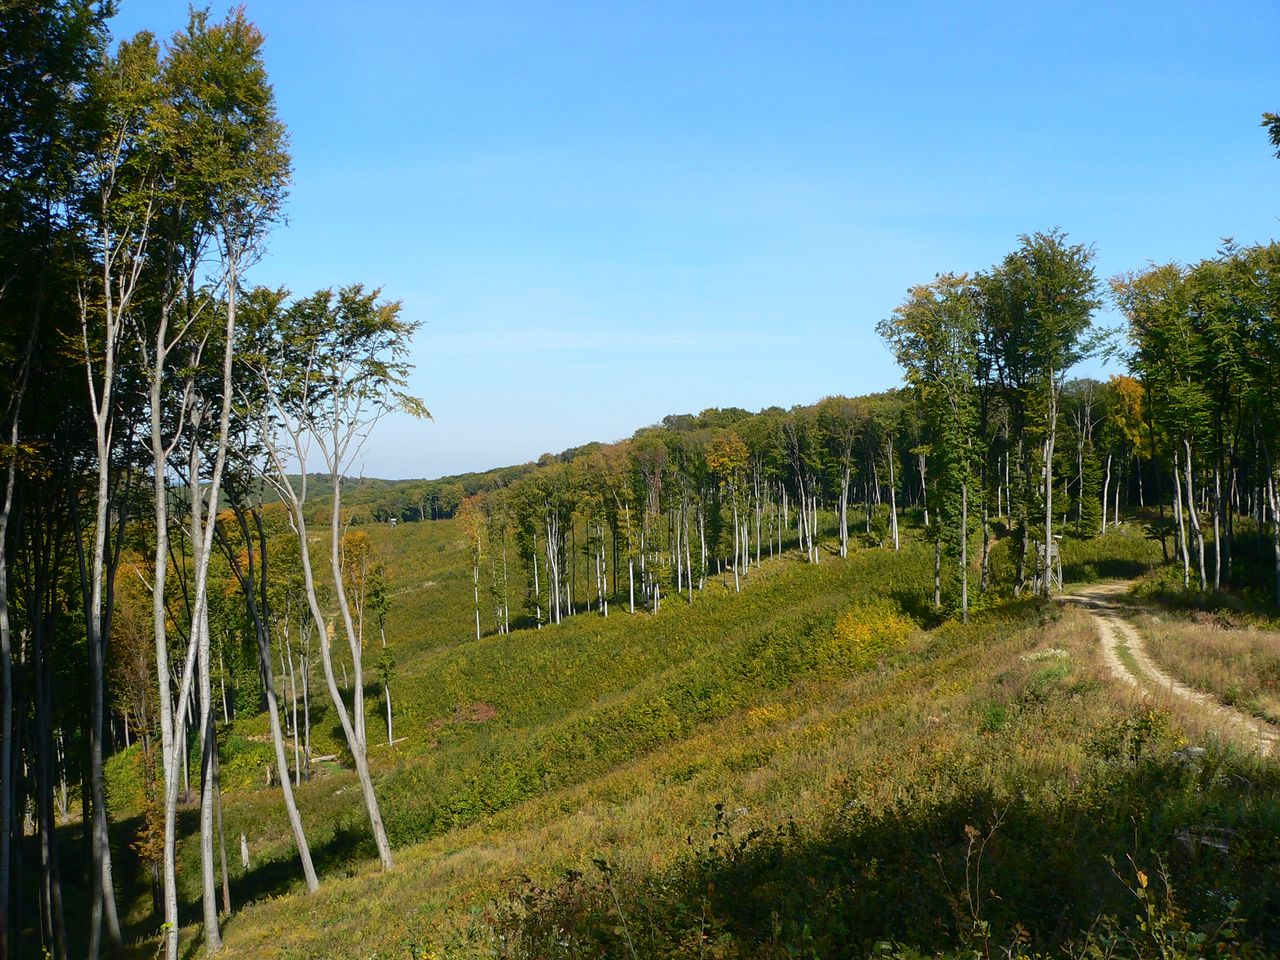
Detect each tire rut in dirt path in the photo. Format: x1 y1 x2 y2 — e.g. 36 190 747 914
1062 582 1279 758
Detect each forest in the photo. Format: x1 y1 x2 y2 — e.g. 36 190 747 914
4 3 1280 960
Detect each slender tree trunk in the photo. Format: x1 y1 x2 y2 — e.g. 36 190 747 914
1101 453 1111 535
838 467 849 558
532 534 541 627
1212 465 1222 591
385 683 394 745
286 638 299 780
684 509 693 603
1114 461 1121 527
699 506 707 589
960 482 969 624
980 502 991 593
472 556 481 640
296 491 393 869
198 603 222 952
933 536 942 609
753 470 762 567
919 453 929 527
887 437 899 552
242 510 319 891
1269 473 1280 608
33 597 68 959
811 494 820 563
1041 376 1057 599
215 749 230 916
1173 447 1191 589
731 488 740 592
1183 438 1207 591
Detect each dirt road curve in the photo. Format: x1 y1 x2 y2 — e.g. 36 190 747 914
1063 582 1279 758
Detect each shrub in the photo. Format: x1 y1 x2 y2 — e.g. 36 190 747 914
825 600 915 673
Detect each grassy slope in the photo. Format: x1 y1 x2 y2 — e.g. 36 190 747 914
153 538 934 932
100 522 1280 958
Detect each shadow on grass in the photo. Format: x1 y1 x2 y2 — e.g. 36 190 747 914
890 588 946 628
1062 556 1153 582
31 800 381 959
499 752 1280 958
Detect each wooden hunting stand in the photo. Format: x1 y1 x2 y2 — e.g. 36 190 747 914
1034 536 1063 595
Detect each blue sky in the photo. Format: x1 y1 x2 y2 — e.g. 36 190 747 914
110 1 1280 479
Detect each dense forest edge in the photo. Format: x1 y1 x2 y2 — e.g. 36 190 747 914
6 4 1280 960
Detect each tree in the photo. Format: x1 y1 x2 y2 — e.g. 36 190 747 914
1263 111 1280 158
215 491 319 894
981 231 1100 597
243 284 424 873
123 11 290 955
457 495 485 639
879 274 980 620
76 31 166 955
816 397 865 558
1114 264 1205 590
706 432 749 591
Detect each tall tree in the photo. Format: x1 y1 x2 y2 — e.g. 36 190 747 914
243 285 424 873
981 231 1100 596
879 274 980 620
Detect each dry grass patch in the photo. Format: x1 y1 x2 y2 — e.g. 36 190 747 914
1137 611 1280 724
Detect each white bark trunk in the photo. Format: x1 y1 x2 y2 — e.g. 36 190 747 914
1101 453 1111 535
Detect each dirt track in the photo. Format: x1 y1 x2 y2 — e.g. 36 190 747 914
1063 582 1279 758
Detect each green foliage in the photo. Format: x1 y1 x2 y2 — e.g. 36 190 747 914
1058 526 1163 583
375 549 931 848
218 730 275 794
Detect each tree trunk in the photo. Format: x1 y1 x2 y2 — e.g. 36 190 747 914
838 467 849 558
297 492 394 869
1269 473 1280 608
33 595 68 959
684 509 693 602
532 537 542 627
243 510 319 891
919 453 929 527
811 495 820 564
731 489 740 593
887 436 899 552
1173 447 1191 590
1101 453 1111 535
198 604 223 952
472 558 481 640
1041 375 1057 600
385 685 394 745
1183 438 1207 591
980 502 990 593
1114 461 1121 528
1212 465 1222 591
960 482 969 624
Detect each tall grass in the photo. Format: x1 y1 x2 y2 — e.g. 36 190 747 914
1138 612 1280 725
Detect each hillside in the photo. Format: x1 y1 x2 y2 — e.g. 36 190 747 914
79 523 1280 959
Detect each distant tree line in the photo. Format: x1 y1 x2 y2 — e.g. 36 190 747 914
444 226 1280 642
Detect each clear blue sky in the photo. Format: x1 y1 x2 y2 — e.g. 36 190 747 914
110 1 1280 480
